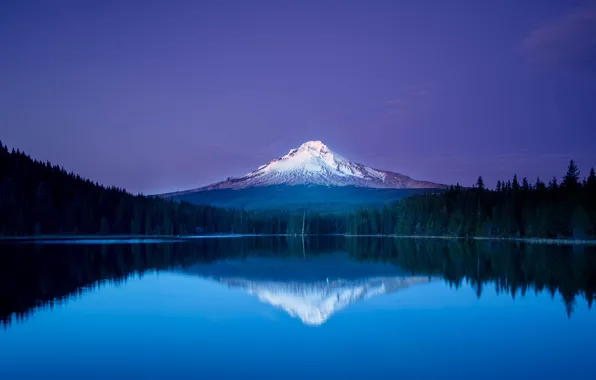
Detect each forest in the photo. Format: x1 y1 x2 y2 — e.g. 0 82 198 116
346 160 596 239
0 141 304 236
1 141 595 239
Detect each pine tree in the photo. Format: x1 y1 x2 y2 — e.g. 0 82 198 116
563 160 580 190
587 168 596 189
512 175 520 192
476 176 485 190
522 177 530 192
549 177 558 190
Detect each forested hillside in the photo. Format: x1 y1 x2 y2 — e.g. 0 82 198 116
165 184 430 212
0 142 273 236
347 161 596 239
2 141 594 240
0 141 347 236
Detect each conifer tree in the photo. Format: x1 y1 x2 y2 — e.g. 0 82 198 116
563 160 580 190
522 177 530 192
587 168 596 189
512 175 520 192
476 176 485 190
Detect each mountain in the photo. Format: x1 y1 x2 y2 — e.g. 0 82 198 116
160 141 445 211
181 254 434 325
165 141 445 194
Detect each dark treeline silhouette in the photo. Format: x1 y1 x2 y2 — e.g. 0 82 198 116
347 160 596 239
2 237 594 327
2 142 595 239
0 141 244 235
0 141 341 236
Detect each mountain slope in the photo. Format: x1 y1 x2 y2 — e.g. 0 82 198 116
168 184 434 212
163 141 445 195
160 141 445 211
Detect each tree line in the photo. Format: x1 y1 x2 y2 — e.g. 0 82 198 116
0 141 334 236
2 141 595 239
347 160 596 239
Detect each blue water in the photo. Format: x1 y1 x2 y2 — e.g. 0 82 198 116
1 238 595 379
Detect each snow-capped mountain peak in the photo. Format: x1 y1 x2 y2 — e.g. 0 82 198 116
246 140 360 180
297 140 329 153
292 140 339 160
163 140 445 193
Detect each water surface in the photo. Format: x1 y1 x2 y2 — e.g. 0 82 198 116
1 237 595 379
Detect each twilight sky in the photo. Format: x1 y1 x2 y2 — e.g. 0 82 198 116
1 0 595 194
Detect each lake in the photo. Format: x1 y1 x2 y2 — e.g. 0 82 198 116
1 237 595 379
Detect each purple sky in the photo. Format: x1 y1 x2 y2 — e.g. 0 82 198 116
1 0 596 194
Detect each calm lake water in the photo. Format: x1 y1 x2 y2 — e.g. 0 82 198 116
1 237 595 379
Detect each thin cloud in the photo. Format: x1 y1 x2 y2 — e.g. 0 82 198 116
522 3 596 74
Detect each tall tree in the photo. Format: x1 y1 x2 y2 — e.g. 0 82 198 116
512 175 520 193
476 176 485 190
549 177 558 190
587 168 596 189
563 160 580 190
522 177 530 192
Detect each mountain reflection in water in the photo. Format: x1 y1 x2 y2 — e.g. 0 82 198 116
183 255 435 325
1 236 595 328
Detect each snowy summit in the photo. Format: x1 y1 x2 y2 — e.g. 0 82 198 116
188 140 445 191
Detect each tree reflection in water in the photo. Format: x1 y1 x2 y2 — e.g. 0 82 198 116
1 237 594 328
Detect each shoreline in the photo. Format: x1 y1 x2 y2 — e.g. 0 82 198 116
343 234 596 245
1 233 595 245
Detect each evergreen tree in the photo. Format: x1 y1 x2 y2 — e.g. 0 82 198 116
476 176 485 190
522 177 530 192
563 160 580 190
512 175 520 192
549 177 558 190
588 168 596 189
